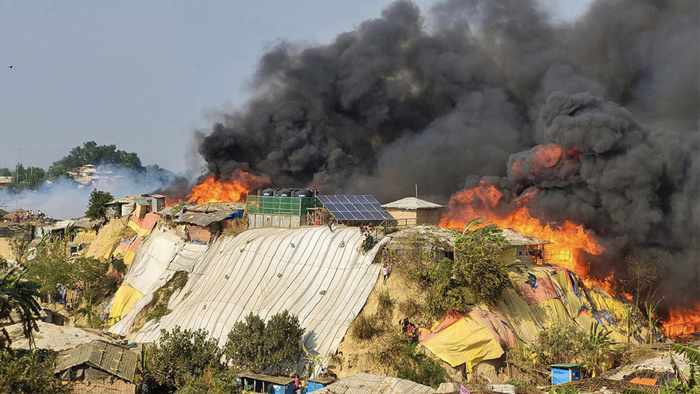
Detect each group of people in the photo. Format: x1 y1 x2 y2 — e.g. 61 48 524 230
9 209 45 223
359 225 374 237
400 317 419 342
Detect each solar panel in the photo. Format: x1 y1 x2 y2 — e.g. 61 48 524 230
317 195 394 222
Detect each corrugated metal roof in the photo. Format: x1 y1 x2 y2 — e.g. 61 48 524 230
382 197 444 210
238 372 295 385
313 373 436 394
186 202 246 212
501 228 548 246
54 341 138 382
175 210 236 226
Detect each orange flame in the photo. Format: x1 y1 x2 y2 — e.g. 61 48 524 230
187 170 271 204
663 302 700 340
440 181 619 293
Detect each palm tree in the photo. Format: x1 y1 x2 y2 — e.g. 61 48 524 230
0 267 42 349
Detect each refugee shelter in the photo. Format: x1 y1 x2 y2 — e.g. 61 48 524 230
174 201 245 243
306 377 335 392
237 372 295 394
500 228 548 265
106 194 166 218
55 341 137 394
130 226 387 364
312 373 436 394
8 321 110 351
382 197 444 227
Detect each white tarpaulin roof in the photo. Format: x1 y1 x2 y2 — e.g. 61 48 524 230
130 226 386 360
382 197 444 210
108 231 208 336
313 373 436 394
9 321 112 351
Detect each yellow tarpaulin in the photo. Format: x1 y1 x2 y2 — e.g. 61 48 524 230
108 284 143 324
421 316 504 371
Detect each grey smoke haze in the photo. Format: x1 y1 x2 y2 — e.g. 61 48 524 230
0 165 178 219
198 0 699 308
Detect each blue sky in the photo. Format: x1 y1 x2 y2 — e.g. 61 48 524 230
0 0 591 173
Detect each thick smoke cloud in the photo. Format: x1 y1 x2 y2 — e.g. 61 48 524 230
198 0 699 307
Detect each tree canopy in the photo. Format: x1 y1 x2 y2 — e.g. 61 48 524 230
47 141 144 178
85 189 114 220
143 327 230 393
224 310 304 375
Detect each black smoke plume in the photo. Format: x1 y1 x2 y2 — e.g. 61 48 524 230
198 0 699 309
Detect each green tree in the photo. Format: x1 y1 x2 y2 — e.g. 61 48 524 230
453 219 510 304
0 349 72 394
0 268 42 349
2 164 47 192
48 141 144 178
224 310 305 374
25 239 71 300
85 189 114 220
264 310 305 374
143 327 227 393
224 313 267 373
70 257 114 305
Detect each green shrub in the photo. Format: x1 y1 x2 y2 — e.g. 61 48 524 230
0 349 72 394
351 314 382 340
143 327 227 393
393 342 446 388
377 289 394 317
399 298 422 319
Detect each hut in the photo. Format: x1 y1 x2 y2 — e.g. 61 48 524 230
54 341 137 394
312 373 435 394
382 197 444 227
174 202 246 243
237 372 295 394
500 228 548 265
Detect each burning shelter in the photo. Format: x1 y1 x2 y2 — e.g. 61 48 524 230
174 202 245 243
54 341 137 394
499 228 548 265
382 197 444 227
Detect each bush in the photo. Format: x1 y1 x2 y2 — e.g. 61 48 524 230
399 299 422 319
143 327 227 393
0 349 72 394
377 289 394 318
351 314 382 340
453 222 509 304
175 365 240 394
224 310 305 375
512 323 615 380
393 342 446 388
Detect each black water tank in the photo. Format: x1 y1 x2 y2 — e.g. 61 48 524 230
297 189 317 198
260 188 275 196
277 189 292 197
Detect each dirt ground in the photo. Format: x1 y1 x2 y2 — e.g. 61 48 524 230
84 218 128 260
0 238 14 260
332 261 438 378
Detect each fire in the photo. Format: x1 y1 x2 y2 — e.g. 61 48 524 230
187 170 271 204
664 302 700 340
440 181 613 292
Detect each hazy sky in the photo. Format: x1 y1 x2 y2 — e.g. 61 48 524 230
0 0 591 173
